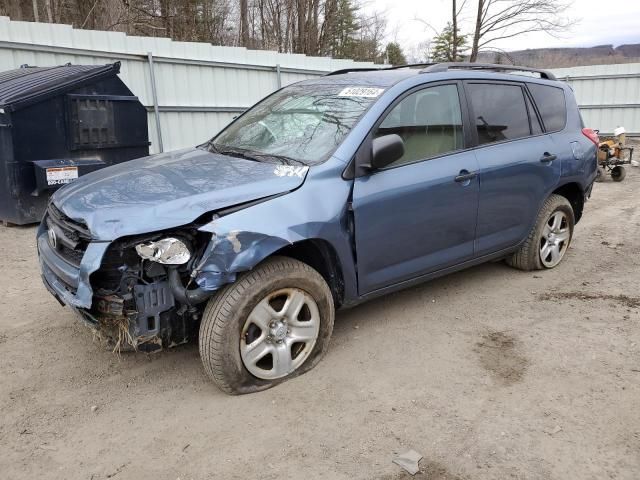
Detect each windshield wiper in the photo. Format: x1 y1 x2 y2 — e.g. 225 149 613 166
210 144 305 166
243 151 306 166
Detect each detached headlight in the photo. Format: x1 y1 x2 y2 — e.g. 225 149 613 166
135 237 191 265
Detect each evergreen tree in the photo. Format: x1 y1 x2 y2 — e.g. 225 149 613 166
385 42 407 66
330 0 360 59
431 22 468 62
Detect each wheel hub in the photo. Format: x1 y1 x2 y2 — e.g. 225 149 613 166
270 321 288 342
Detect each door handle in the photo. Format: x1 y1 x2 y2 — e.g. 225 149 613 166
540 152 557 163
454 170 477 183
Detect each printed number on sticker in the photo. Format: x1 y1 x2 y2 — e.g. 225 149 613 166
46 166 78 186
338 87 384 98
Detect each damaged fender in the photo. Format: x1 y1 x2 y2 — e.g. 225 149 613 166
192 158 359 302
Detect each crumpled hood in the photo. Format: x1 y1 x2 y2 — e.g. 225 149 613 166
52 147 308 240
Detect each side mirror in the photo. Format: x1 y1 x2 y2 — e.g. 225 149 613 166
370 134 404 170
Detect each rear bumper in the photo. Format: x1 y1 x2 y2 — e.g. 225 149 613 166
36 222 109 309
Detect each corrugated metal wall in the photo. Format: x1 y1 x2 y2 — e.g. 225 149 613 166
0 16 384 153
550 63 640 135
2 16 638 146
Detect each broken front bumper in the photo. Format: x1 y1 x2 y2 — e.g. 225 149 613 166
37 223 109 309
37 223 190 351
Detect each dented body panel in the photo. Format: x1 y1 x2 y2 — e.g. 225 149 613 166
195 157 358 303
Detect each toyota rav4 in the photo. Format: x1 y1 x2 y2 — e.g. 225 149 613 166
38 63 598 394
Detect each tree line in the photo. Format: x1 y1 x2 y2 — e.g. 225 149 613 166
2 0 398 63
2 0 573 66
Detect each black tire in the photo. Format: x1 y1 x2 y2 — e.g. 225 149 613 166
199 256 335 395
595 166 606 182
611 165 626 182
506 194 575 271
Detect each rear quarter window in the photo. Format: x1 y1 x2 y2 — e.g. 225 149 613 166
527 83 567 132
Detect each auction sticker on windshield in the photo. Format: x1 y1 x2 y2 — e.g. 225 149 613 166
46 166 78 186
338 87 384 98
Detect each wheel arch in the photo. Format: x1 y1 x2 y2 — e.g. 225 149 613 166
273 239 345 308
552 182 584 223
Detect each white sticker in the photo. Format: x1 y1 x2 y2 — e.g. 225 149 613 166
338 87 384 98
274 165 308 178
46 166 78 186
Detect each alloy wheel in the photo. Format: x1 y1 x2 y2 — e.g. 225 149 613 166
240 288 320 380
539 211 570 268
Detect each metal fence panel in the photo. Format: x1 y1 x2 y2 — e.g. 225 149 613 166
551 63 640 135
0 16 383 153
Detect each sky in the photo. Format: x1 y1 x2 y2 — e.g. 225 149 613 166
367 0 640 59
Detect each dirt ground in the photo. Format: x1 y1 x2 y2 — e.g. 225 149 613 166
1 169 639 480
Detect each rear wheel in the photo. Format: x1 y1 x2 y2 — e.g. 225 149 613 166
199 256 334 394
507 194 575 271
611 165 626 182
595 166 606 182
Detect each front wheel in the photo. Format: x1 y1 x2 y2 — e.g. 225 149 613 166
199 256 335 394
506 194 575 271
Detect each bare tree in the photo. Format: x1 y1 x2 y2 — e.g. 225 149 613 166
1 0 386 62
469 0 573 62
451 0 467 62
240 0 250 46
32 0 40 22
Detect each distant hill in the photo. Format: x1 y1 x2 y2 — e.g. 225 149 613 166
476 44 640 68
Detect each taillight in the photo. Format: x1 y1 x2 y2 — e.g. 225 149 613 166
582 128 599 146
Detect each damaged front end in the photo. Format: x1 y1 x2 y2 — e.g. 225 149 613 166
88 234 205 352
38 203 218 353
38 176 328 354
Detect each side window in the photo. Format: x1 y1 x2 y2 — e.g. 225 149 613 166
466 83 531 145
528 83 567 132
375 84 464 166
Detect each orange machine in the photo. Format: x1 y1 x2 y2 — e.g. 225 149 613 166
596 127 634 182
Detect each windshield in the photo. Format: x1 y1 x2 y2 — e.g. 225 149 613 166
209 84 384 165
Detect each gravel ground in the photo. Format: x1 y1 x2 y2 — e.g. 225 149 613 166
1 168 639 480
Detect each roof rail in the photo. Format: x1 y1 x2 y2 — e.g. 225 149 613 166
387 63 438 70
421 62 557 80
324 63 438 76
325 67 383 76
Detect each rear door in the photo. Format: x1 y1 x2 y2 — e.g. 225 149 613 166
352 82 480 295
527 83 594 181
465 81 560 256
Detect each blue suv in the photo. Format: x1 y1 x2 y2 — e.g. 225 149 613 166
38 63 598 394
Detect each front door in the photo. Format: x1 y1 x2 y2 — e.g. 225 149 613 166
352 83 480 295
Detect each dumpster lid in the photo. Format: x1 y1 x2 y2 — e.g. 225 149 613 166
0 62 121 112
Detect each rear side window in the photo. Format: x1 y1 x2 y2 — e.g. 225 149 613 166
466 83 530 145
528 84 567 132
